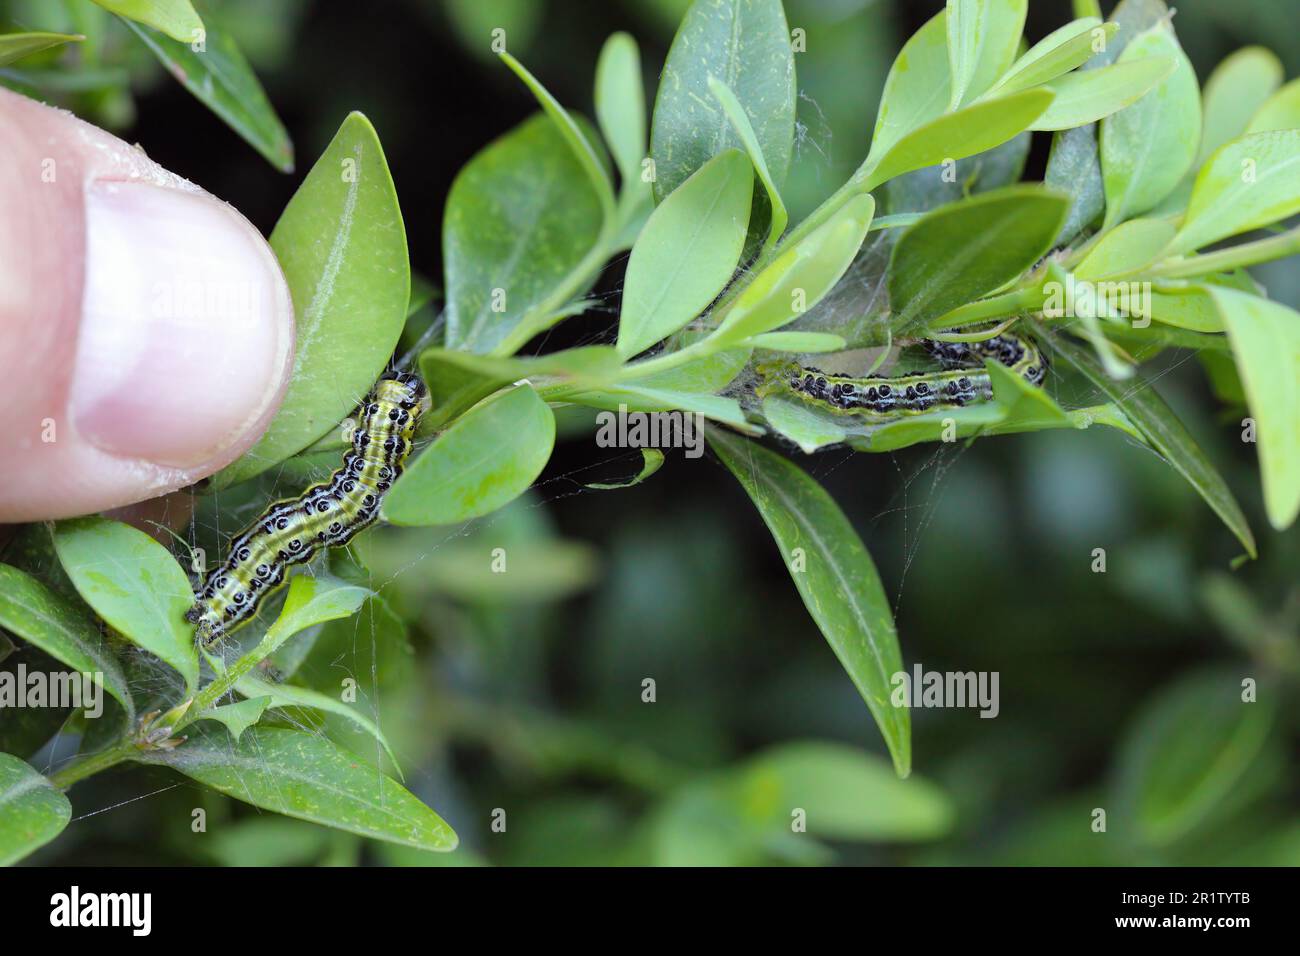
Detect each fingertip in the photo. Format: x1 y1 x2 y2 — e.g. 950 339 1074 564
0 89 295 521
70 180 295 471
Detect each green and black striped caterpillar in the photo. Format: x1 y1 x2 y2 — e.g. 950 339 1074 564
186 371 429 647
755 333 1047 419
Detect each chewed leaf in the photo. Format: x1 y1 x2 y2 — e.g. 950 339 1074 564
585 449 665 491
198 697 270 742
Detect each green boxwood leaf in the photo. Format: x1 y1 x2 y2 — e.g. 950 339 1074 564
1209 289 1300 530
869 10 949 164
53 517 198 692
213 113 406 488
570 385 752 430
709 428 910 776
991 18 1113 95
1045 125 1104 244
418 345 621 432
139 725 457 851
946 0 1025 109
499 52 615 221
709 76 786 255
1246 77 1300 134
250 573 368 660
198 696 269 742
866 88 1053 190
1167 131 1300 256
204 817 335 867
384 385 556 526
595 31 646 188
94 0 202 43
1198 47 1283 166
854 402 1004 453
1099 23 1200 226
0 31 82 67
120 0 290 172
649 0 795 202
1115 669 1275 846
761 396 847 453
442 114 603 354
714 194 874 343
1075 217 1176 279
617 149 753 357
234 673 403 774
734 742 953 840
882 129 1031 217
0 753 71 866
0 564 133 721
1145 283 1226 333
890 185 1068 334
630 344 752 394
1032 56 1175 131
748 331 847 352
1043 330 1256 556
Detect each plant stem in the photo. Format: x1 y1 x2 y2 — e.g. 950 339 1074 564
177 647 263 733
48 740 135 790
1072 0 1103 19
1146 227 1300 279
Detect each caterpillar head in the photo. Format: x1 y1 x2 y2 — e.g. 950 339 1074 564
188 603 225 648
753 360 802 399
375 373 431 417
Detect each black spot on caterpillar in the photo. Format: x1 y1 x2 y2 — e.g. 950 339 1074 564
755 333 1047 418
186 370 430 647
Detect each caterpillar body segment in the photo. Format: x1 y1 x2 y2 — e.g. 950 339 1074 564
755 333 1047 420
187 371 429 647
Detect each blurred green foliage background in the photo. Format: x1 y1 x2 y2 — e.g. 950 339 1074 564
3 0 1297 866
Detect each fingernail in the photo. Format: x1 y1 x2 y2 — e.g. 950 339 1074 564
72 180 293 469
